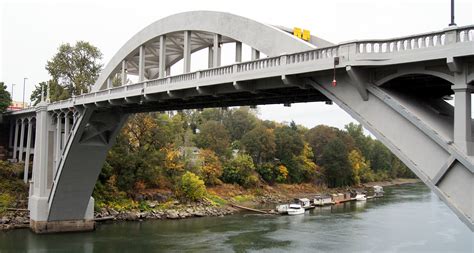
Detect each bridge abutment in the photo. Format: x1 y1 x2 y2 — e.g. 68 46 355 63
30 197 95 234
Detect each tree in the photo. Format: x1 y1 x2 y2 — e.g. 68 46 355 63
369 140 392 172
197 149 223 186
30 81 70 106
30 41 103 105
194 120 230 158
305 125 338 164
274 125 304 161
47 41 102 95
241 124 276 164
295 143 321 183
345 123 372 159
221 154 258 187
348 149 371 185
321 138 353 187
0 82 12 113
223 107 258 141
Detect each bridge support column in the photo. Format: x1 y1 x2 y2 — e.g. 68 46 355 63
29 104 95 233
183 31 191 73
63 113 70 149
29 102 52 232
54 113 62 175
138 45 145 82
18 118 25 162
13 119 19 161
212 34 221 67
23 118 32 183
121 60 127 85
452 74 473 155
251 48 260 60
159 35 166 78
235 42 242 62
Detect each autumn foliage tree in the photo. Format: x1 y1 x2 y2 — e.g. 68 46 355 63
194 120 230 158
197 149 223 186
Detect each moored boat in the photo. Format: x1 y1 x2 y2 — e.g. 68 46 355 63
295 198 314 210
287 204 305 215
276 204 289 214
313 194 333 206
355 193 367 201
373 185 384 197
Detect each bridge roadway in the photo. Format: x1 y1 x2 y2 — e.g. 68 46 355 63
2 11 473 233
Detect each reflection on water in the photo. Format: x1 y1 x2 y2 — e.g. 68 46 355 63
0 183 472 253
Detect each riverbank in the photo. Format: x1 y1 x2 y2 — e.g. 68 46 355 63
0 178 420 231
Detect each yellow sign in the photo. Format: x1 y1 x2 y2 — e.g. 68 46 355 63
293 27 302 39
293 27 310 42
302 29 311 42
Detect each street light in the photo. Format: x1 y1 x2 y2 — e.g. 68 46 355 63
23 78 28 108
449 0 456 26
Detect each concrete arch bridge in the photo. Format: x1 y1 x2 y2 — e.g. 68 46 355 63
1 11 473 233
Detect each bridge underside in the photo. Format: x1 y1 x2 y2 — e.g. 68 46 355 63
123 86 329 113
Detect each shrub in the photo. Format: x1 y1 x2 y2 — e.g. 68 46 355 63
0 193 13 214
177 172 207 202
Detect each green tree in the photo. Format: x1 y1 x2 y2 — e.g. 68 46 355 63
241 124 276 164
274 125 304 161
30 41 103 105
221 154 258 187
0 82 12 112
223 107 258 141
30 81 71 106
370 140 392 172
321 138 353 187
345 123 372 159
47 41 102 95
194 120 230 158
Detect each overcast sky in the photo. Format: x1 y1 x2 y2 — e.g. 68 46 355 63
1 0 473 129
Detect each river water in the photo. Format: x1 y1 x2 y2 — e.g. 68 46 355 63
0 183 472 253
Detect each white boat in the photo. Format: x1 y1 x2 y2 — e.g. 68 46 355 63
355 193 367 201
287 204 305 215
276 204 289 214
374 185 384 197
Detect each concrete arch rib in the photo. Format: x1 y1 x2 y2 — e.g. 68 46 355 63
93 11 320 91
375 70 455 86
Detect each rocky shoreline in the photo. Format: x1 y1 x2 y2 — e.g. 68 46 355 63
0 203 237 231
1 178 420 232
95 203 236 222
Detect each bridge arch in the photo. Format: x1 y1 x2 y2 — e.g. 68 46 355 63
379 73 455 100
93 11 334 91
375 69 455 87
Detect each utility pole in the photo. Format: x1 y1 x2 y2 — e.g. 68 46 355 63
23 78 28 108
11 83 15 103
449 0 456 26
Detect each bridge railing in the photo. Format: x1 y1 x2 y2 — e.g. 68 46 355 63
15 24 474 114
354 24 473 54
